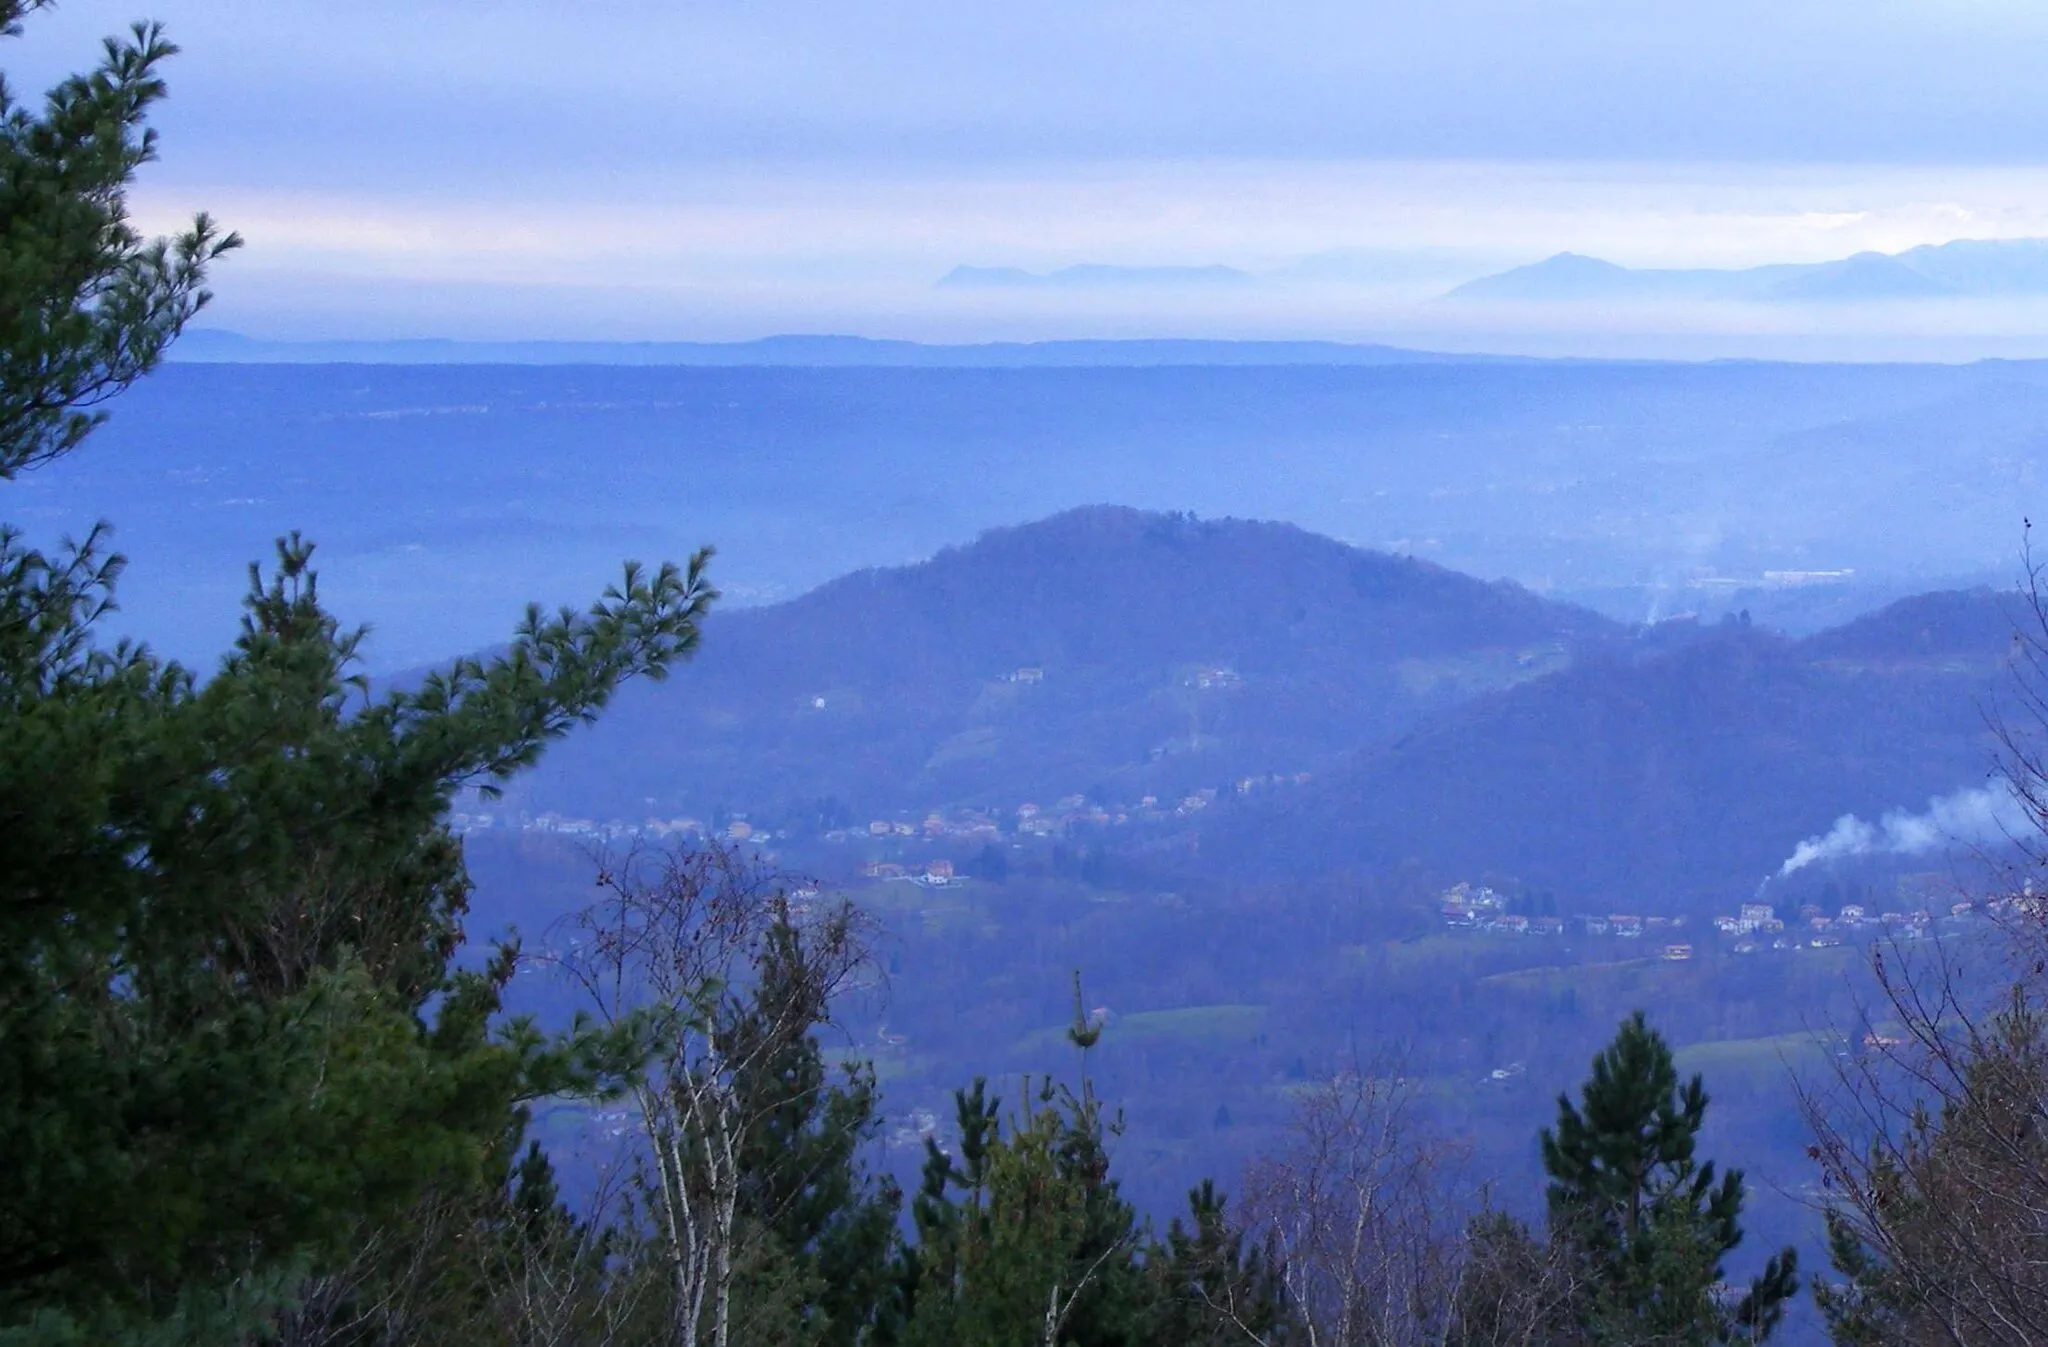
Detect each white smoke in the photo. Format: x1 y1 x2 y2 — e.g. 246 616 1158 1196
1778 783 2030 877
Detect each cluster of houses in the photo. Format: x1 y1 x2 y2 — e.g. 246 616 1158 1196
1183 666 1244 691
445 767 1318 889
1440 885 1699 960
832 792 1219 853
816 773 1315 847
448 809 793 846
1712 897 2009 952
1439 879 2025 958
998 662 1244 692
860 857 960 887
447 809 673 842
887 1107 942 1152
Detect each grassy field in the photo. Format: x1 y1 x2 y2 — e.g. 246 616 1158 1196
1674 1029 1841 1088
1011 1002 1268 1057
1479 956 1659 992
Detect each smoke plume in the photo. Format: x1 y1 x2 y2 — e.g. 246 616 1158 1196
1778 783 2030 877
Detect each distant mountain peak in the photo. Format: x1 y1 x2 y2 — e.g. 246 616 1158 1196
1448 236 2048 303
1539 251 1624 269
1446 252 1639 301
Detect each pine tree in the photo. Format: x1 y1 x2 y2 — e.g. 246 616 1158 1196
1541 1012 1797 1345
1141 1180 1294 1346
0 5 717 1335
888 989 1150 1347
0 2 238 479
723 908 902 1345
887 1078 1002 1345
2 530 715 1338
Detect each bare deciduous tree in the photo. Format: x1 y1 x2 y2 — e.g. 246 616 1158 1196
266 1165 652 1347
1802 926 2048 1346
1800 538 2048 1346
1443 1211 1582 1347
481 1166 654 1347
1243 1064 1478 1347
552 843 875 1347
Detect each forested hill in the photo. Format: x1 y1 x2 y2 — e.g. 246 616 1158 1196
515 521 2027 919
1797 584 2022 661
1206 586 2021 909
525 506 1621 820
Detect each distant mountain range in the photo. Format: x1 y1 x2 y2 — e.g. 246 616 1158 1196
1449 238 2048 303
170 330 1493 368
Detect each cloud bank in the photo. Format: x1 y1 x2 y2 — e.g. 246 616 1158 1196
21 1 2048 344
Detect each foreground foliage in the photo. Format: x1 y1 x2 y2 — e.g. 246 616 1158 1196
1808 961 2048 1345
1445 1014 1796 1347
0 4 714 1336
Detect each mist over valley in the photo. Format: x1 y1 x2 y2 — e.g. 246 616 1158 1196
32 352 2036 673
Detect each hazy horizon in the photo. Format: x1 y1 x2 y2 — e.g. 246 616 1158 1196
19 2 2048 357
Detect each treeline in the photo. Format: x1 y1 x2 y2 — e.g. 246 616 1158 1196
9 7 2048 1344
392 845 1810 1347
24 788 2038 1347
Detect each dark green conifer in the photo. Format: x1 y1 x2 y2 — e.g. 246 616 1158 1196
888 1012 1151 1346
1542 1011 1798 1344
1143 1180 1294 1346
0 5 716 1334
724 908 901 1345
0 1 238 479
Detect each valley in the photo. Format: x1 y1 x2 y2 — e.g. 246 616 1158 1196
18 349 2048 1337
442 499 2039 1289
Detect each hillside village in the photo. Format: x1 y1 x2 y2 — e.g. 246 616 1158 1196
1436 877 2026 958
451 760 1317 859
451 789 2033 964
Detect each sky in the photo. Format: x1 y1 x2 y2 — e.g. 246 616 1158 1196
16 0 2048 351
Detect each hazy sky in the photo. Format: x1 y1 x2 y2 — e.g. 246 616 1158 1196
16 1 2048 347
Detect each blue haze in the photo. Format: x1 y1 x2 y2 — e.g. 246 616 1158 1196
21 355 2040 672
